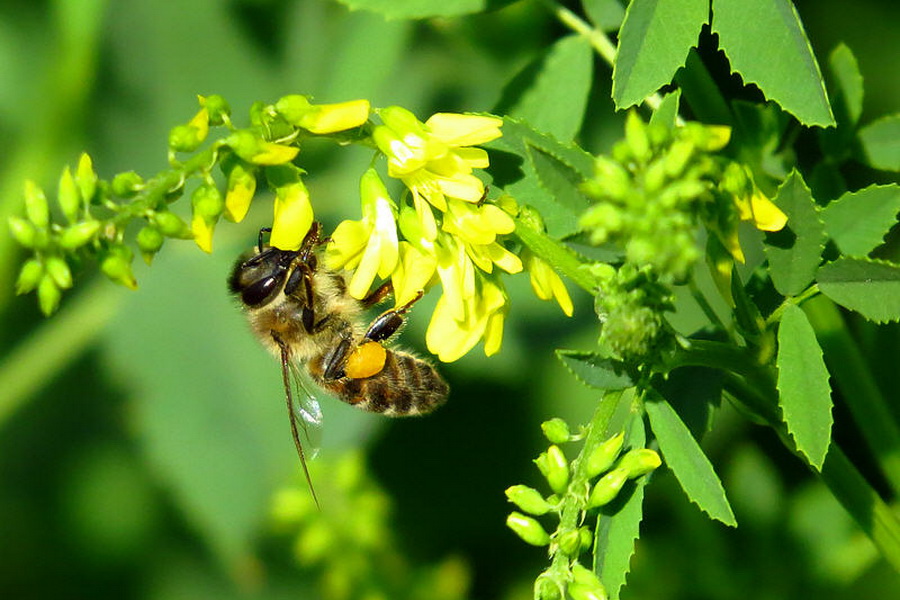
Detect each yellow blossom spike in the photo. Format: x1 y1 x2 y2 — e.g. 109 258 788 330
425 113 503 146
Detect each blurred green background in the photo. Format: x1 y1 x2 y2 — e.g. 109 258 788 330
1 0 899 599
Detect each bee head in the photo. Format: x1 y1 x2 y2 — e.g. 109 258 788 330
228 245 299 307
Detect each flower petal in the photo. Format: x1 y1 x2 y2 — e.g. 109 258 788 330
425 113 503 147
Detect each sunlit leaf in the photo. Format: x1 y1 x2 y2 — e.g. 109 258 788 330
817 257 900 323
556 350 634 390
820 184 900 257
859 114 900 172
776 304 833 470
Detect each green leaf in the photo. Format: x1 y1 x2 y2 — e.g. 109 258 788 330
582 0 626 32
776 304 833 470
488 118 594 238
526 144 592 220
594 410 647 600
764 171 826 297
645 392 736 526
504 35 593 142
817 257 900 323
613 0 707 108
826 43 864 126
556 350 634 390
675 49 732 125
711 0 835 127
648 90 681 130
859 114 900 172
821 184 900 257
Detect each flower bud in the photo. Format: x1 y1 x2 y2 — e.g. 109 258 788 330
111 171 144 197
585 432 625 479
100 245 138 290
226 130 299 165
274 95 312 124
45 255 73 289
137 226 165 263
535 445 569 494
154 211 192 239
75 153 98 204
278 96 370 133
24 180 49 229
271 487 317 526
587 467 629 508
664 139 695 178
535 574 563 600
169 123 205 153
624 111 650 163
505 485 552 516
616 448 662 479
541 418 571 444
58 220 101 250
57 167 81 222
579 526 593 552
37 274 62 315
9 216 38 248
643 158 668 194
569 564 608 600
191 185 224 253
379 105 426 136
505 511 551 546
557 529 582 556
224 162 257 223
15 258 44 295
200 94 230 126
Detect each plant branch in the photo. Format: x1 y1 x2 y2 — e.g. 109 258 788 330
514 213 596 293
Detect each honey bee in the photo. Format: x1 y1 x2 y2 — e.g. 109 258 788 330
228 222 448 503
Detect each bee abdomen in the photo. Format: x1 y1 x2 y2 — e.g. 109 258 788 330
327 350 448 416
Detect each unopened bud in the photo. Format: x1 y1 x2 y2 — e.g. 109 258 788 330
541 418 571 444
224 162 257 222
664 139 695 178
535 573 563 600
505 511 551 546
624 111 650 163
154 211 192 239
535 445 570 494
15 259 44 295
100 245 137 290
201 94 230 126
226 130 299 165
295 520 334 566
75 154 98 204
137 226 165 263
37 274 61 315
169 123 205 153
45 256 72 289
24 180 49 229
587 467 629 508
579 526 593 552
557 529 582 556
57 167 81 222
585 432 625 479
111 171 144 197
59 220 101 250
616 448 662 479
505 485 552 516
569 564 608 600
9 217 38 248
191 185 224 253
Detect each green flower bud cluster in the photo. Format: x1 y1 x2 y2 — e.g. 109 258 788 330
9 93 374 315
505 419 661 600
271 451 470 600
580 111 733 285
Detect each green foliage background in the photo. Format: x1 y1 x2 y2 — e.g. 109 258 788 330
1 0 899 599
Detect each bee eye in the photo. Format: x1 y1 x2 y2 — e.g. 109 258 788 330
241 275 281 306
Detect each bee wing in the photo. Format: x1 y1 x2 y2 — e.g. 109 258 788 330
286 360 324 455
276 338 321 508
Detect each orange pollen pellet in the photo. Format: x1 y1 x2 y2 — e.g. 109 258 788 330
344 341 387 379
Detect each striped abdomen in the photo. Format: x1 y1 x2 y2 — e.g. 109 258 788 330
311 349 448 416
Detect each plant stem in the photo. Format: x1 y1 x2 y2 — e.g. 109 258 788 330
803 294 900 497
538 0 616 66
0 281 120 429
514 213 595 293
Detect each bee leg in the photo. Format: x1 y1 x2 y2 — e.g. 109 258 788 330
321 334 353 381
363 290 425 343
361 281 394 308
284 264 318 334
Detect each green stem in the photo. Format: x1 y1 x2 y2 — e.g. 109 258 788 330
0 281 121 429
514 213 595 293
803 294 900 497
538 0 617 66
548 390 627 579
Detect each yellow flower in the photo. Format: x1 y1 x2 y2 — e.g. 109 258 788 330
324 169 399 299
275 96 371 134
523 252 573 316
267 166 314 251
391 242 437 308
736 189 788 232
224 162 257 223
426 275 508 362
